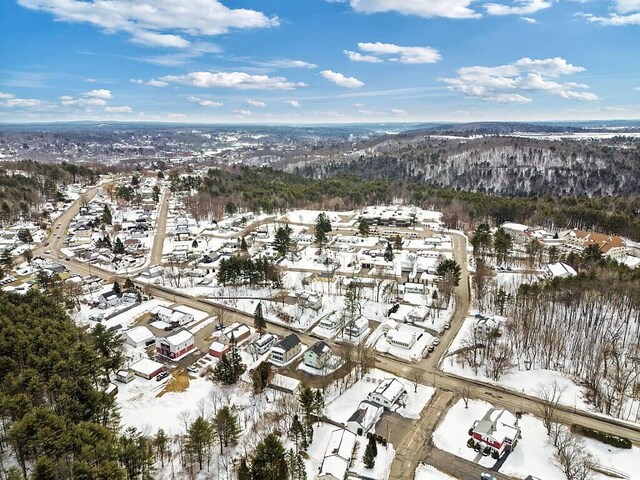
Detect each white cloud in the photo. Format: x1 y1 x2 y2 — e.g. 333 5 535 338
0 92 42 108
344 50 383 63
390 108 408 115
442 57 597 103
60 96 106 107
521 16 538 22
104 105 132 113
130 79 144 84
578 0 640 25
157 71 306 90
146 79 169 87
257 59 317 69
285 100 301 107
234 109 252 115
247 99 266 107
17 0 279 48
187 96 223 107
85 89 112 99
357 42 441 63
342 0 481 19
484 0 553 16
320 70 364 88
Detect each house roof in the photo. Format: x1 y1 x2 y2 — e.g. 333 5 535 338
371 378 406 402
274 333 300 352
566 229 625 253
547 262 577 278
474 408 520 444
124 326 154 344
309 341 330 356
319 429 357 480
163 330 193 347
130 358 163 376
347 401 383 430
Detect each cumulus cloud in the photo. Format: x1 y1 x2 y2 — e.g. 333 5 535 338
256 59 317 69
187 96 223 107
521 16 538 22
357 42 441 63
85 89 112 99
390 108 408 115
247 99 266 107
0 92 42 108
17 0 279 48
338 0 480 19
234 109 252 116
320 70 364 88
442 57 597 103
104 106 132 113
285 100 300 107
155 71 306 90
578 0 640 25
344 50 383 63
484 0 553 16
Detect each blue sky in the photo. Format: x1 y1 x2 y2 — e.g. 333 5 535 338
0 0 639 123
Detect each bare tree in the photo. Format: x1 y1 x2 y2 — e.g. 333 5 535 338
538 381 565 436
409 368 424 393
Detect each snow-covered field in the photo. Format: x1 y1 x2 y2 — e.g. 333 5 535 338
415 464 458 480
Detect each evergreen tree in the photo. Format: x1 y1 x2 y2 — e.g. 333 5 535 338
548 245 559 264
17 228 33 244
118 427 155 480
471 223 492 258
274 224 293 257
363 443 375 469
314 213 332 247
31 457 57 480
358 218 370 236
102 204 113 225
192 239 198 249
287 449 307 480
289 415 307 452
252 361 272 394
211 335 244 384
214 406 241 454
154 429 168 467
185 416 213 471
23 248 33 264
394 235 402 250
493 227 513 265
124 277 135 290
91 323 124 378
152 185 161 203
251 434 288 480
113 280 122 295
368 433 378 457
384 242 394 262
1 249 14 269
313 390 325 421
240 236 248 252
254 302 266 333
113 237 125 255
237 458 251 480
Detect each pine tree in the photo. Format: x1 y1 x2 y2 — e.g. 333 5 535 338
102 204 112 225
313 390 325 422
154 429 168 467
112 281 122 295
315 213 332 247
384 242 394 261
237 458 251 480
124 277 135 290
240 236 248 252
211 335 244 385
152 185 161 203
274 224 293 257
368 433 378 457
289 415 307 453
192 239 198 249
363 443 376 469
254 302 266 334
251 434 288 480
251 361 271 394
185 416 213 471
287 449 307 480
358 218 370 236
113 237 125 254
214 406 241 454
1 249 14 269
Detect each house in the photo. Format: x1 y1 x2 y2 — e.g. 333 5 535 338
562 229 627 260
115 370 135 383
295 290 323 310
366 378 407 409
219 322 252 345
469 408 520 457
121 290 138 304
270 334 302 366
501 222 531 242
474 317 504 339
253 333 277 355
303 341 331 369
98 290 121 309
317 428 357 480
122 326 155 348
318 312 341 332
346 401 384 436
545 262 577 279
386 328 418 350
208 341 230 358
156 330 195 360
130 358 164 379
343 316 369 338
154 306 195 327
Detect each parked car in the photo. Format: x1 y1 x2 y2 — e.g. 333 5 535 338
480 473 496 480
187 366 198 374
432 338 441 346
428 345 435 353
444 322 451 330
155 371 170 382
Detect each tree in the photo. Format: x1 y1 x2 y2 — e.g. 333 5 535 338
538 381 565 436
211 336 244 385
358 218 370 236
368 432 378 457
154 429 168 467
315 213 332 247
251 434 288 480
240 236 248 252
1 249 14 270
274 224 293 257
91 323 124 378
124 277 135 290
289 415 307 453
383 242 394 262
192 239 199 249
251 361 272 394
363 443 375 469
287 449 307 480
493 227 512 266
394 235 402 250
214 406 241 454
436 258 462 304
548 245 560 264
23 248 33 264
185 416 213 470
471 223 492 258
102 204 113 225
113 237 125 255
582 244 602 265
237 458 251 480
254 302 267 334
157 170 164 180
152 185 161 203
113 280 122 295
118 426 155 480
17 228 33 245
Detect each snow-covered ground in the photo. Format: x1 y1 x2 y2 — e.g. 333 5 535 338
415 464 458 480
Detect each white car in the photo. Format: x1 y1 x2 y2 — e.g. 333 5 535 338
481 473 496 480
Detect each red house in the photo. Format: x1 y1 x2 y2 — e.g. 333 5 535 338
469 408 520 458
156 330 195 360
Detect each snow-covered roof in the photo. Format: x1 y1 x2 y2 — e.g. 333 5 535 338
319 429 357 480
164 330 193 347
123 326 154 344
387 329 417 346
371 378 406 402
546 262 577 278
130 358 163 376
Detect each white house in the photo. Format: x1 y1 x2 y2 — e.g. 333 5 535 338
346 401 384 436
270 334 302 366
303 341 331 369
98 290 121 309
545 262 577 279
154 306 195 327
317 428 357 480
343 316 369 338
474 317 504 339
122 326 155 348
386 328 417 350
156 330 195 360
318 312 341 332
366 378 407 409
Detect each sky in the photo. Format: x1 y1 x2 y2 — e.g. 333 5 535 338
0 0 639 124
